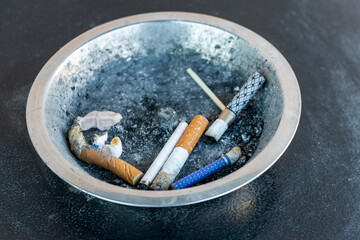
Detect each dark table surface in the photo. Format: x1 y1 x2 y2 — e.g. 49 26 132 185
1 1 359 239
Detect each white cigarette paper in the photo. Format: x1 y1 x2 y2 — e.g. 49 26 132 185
138 121 188 188
187 68 226 111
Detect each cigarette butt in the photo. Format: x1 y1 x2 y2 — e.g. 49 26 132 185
80 145 143 186
138 121 188 189
150 115 209 190
205 109 235 141
68 124 143 186
206 72 265 141
176 115 208 154
150 147 189 190
171 147 241 190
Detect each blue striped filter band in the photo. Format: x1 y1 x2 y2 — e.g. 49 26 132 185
171 147 241 190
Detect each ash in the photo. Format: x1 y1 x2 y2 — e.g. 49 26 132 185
63 47 265 190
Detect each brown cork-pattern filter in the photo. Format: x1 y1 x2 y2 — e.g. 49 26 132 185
80 145 143 186
175 115 208 154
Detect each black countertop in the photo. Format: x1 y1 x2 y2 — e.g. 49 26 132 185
1 1 359 239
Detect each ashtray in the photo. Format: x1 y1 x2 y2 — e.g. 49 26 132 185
26 12 301 207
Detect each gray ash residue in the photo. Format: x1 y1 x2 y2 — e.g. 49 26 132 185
64 47 266 190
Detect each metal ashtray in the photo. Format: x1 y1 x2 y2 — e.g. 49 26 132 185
26 12 301 207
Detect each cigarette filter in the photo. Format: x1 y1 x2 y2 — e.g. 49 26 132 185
171 147 241 190
68 124 143 186
150 115 208 190
205 72 265 141
138 121 188 190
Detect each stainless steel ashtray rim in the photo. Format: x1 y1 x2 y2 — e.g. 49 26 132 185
26 12 301 207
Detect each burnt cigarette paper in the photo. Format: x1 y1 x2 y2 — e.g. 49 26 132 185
150 115 208 190
171 147 241 190
138 121 188 190
205 72 265 141
68 124 143 186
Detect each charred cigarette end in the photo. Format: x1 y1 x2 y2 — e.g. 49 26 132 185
150 147 189 190
137 182 149 190
139 121 188 189
151 115 208 190
68 124 87 158
150 171 177 190
79 145 143 186
133 172 145 186
205 119 228 141
175 115 208 154
226 146 242 165
205 109 235 141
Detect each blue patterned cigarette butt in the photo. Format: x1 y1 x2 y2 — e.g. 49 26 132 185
227 72 266 115
171 147 241 190
172 156 229 189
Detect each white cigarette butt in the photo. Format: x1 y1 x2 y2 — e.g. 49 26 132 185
139 121 188 188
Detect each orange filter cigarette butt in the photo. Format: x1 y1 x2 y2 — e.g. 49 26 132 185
150 115 208 190
80 145 143 186
175 115 209 154
68 124 143 186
